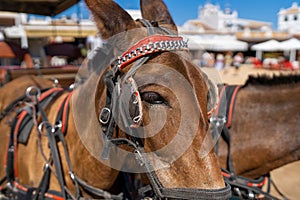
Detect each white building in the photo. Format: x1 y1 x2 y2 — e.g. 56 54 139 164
182 3 272 34
0 12 28 47
278 2 300 33
198 3 238 32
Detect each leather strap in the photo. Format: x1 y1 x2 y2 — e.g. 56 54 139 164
36 100 67 199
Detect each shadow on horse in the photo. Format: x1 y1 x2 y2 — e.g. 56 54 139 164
0 0 231 199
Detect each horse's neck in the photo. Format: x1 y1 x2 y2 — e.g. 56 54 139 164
219 83 300 178
0 76 53 113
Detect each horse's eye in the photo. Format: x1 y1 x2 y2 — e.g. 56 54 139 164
141 92 167 105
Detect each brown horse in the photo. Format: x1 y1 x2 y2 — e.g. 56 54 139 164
217 74 300 199
0 0 231 199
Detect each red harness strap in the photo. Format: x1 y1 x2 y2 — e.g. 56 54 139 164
216 85 241 128
15 88 65 178
55 91 73 134
225 85 241 128
4 88 64 168
14 181 64 200
39 88 64 102
222 170 268 188
13 111 28 178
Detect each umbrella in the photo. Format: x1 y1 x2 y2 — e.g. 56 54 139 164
0 41 29 60
0 0 80 16
251 40 282 51
279 38 300 61
251 40 282 60
279 38 300 50
0 41 33 68
202 39 248 51
0 41 15 58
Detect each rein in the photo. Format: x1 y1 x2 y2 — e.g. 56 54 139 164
99 19 232 200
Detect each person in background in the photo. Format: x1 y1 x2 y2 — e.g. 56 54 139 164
215 53 224 70
201 52 210 67
224 51 233 68
233 52 244 71
208 53 215 68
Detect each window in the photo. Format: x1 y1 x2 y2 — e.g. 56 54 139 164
294 15 298 21
284 16 288 21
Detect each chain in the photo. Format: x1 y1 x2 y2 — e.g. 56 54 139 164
116 38 188 68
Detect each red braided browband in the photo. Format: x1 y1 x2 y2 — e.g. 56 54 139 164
116 35 188 70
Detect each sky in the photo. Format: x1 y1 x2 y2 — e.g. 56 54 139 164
56 0 300 30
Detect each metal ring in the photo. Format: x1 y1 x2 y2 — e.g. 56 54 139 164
133 115 142 124
51 78 59 87
69 171 76 180
26 86 41 99
38 121 55 135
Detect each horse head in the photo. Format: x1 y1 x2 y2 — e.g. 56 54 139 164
70 0 231 198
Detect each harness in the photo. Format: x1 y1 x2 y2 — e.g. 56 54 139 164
216 85 289 200
1 86 123 200
2 87 68 199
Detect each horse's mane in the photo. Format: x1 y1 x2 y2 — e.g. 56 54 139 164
244 74 300 86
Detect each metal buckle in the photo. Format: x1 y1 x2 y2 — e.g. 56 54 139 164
209 116 226 128
134 149 144 166
99 107 111 125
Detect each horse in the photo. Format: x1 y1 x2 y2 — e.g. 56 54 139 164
0 0 231 199
216 74 300 199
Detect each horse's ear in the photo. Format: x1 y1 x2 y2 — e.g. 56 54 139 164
85 0 137 39
140 0 177 33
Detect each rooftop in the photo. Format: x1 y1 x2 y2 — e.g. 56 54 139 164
279 2 300 15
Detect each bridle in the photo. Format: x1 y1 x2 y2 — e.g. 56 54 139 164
99 19 232 200
0 19 231 200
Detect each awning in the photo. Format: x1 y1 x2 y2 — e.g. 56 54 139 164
184 35 248 51
0 0 80 16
